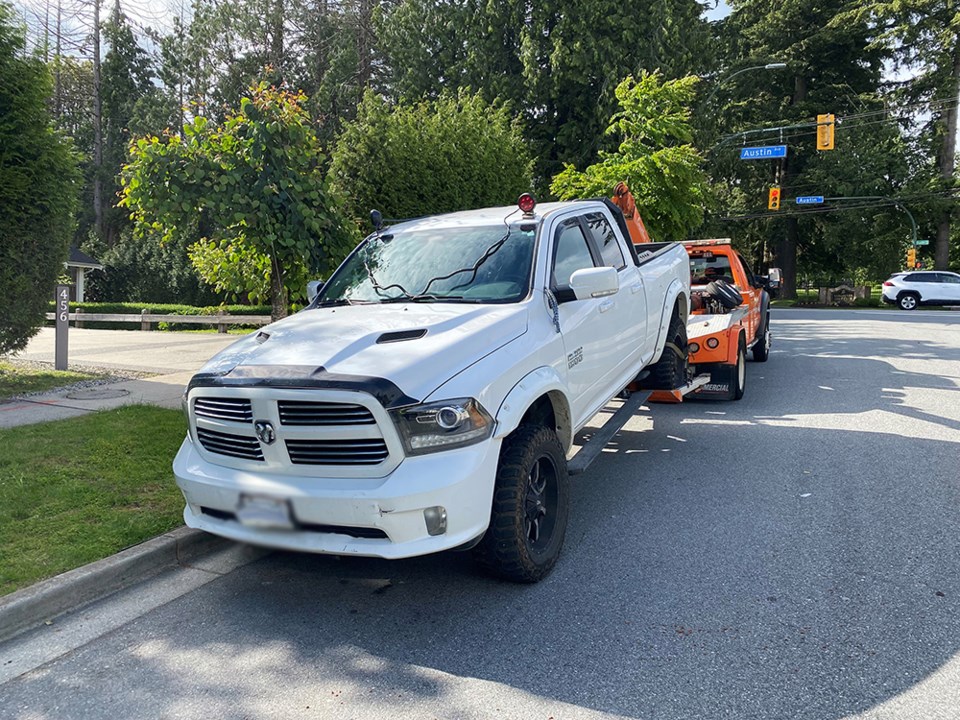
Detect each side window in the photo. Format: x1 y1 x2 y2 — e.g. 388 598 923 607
937 273 960 284
553 221 597 286
910 273 936 283
585 212 626 270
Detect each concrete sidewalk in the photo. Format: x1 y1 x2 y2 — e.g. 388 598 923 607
1 327 240 428
0 328 262 644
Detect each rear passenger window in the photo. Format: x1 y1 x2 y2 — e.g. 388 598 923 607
553 221 596 286
909 273 937 283
585 212 626 270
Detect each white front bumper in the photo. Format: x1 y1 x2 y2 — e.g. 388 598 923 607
173 435 501 558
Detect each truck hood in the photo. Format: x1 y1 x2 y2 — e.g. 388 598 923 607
193 303 529 405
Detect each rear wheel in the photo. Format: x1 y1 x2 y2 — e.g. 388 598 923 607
648 308 687 389
472 425 570 583
898 292 919 311
732 335 746 400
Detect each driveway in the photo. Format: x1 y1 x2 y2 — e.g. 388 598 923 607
12 327 241 374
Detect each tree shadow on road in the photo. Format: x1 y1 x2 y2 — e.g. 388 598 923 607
5 321 960 720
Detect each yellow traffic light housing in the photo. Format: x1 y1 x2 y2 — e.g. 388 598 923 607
906 247 917 268
817 114 835 150
768 186 781 211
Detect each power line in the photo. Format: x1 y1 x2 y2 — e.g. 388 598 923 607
716 189 958 221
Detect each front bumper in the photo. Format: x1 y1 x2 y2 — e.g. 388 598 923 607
173 435 501 558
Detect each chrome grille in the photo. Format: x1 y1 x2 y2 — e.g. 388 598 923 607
286 438 388 465
277 400 375 426
194 397 254 423
197 428 264 461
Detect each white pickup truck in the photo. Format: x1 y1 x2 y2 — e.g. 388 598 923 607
174 195 690 582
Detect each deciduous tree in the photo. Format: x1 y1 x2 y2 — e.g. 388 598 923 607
122 83 355 318
551 72 709 241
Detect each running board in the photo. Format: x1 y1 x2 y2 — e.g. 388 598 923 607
648 374 712 404
568 390 651 476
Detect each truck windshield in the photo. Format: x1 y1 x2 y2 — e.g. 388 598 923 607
689 255 734 285
318 224 536 304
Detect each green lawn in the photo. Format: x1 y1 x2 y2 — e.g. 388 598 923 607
0 361 103 402
0 405 188 596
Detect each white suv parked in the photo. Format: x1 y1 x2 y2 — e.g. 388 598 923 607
882 271 960 310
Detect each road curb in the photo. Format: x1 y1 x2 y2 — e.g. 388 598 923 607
0 527 236 644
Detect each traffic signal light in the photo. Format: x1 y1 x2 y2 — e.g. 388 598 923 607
906 247 917 267
768 186 781 210
817 113 835 150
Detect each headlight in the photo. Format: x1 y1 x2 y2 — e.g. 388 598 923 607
390 398 494 456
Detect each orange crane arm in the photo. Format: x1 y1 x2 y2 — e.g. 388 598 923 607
611 182 653 245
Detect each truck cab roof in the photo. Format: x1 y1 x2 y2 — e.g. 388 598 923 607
387 201 609 234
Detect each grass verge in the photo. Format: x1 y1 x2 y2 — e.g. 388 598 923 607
0 405 187 596
0 361 102 402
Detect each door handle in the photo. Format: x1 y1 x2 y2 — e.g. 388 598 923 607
599 299 614 313
631 284 643 294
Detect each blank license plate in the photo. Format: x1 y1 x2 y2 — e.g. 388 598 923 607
236 495 294 530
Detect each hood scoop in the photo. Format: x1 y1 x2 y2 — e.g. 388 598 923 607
376 328 428 344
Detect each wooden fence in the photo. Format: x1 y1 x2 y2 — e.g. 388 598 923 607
45 309 272 333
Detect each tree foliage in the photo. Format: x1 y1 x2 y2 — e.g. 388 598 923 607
552 73 708 241
330 90 534 223
702 0 897 295
121 83 355 318
377 0 713 185
0 2 79 354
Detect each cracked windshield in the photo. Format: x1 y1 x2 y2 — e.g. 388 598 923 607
320 225 536 303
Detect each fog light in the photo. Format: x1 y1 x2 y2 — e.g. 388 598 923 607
688 342 700 354
706 337 720 349
423 506 447 536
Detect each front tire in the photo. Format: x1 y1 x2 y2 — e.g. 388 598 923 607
898 292 919 311
473 425 570 583
752 314 771 362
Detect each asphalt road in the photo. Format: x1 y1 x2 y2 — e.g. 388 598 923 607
3 308 960 720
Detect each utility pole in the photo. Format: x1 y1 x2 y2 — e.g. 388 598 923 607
54 0 61 118
92 0 103 240
935 45 960 270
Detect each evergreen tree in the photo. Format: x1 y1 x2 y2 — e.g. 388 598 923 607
708 0 890 296
845 0 960 269
378 0 713 187
0 2 79 353
101 3 155 245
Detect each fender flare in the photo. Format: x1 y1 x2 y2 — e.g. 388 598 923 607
494 366 573 452
651 279 690 363
757 290 770 340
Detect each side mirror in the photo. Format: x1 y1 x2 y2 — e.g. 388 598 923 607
766 267 782 288
307 279 325 303
568 266 619 301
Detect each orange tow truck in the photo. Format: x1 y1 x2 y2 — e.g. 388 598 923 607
611 183 772 402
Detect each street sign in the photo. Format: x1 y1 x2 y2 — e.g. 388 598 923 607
796 196 824 205
915 239 930 246
740 145 788 160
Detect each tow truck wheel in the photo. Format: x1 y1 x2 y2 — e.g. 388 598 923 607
733 335 746 400
473 424 569 583
752 315 771 362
